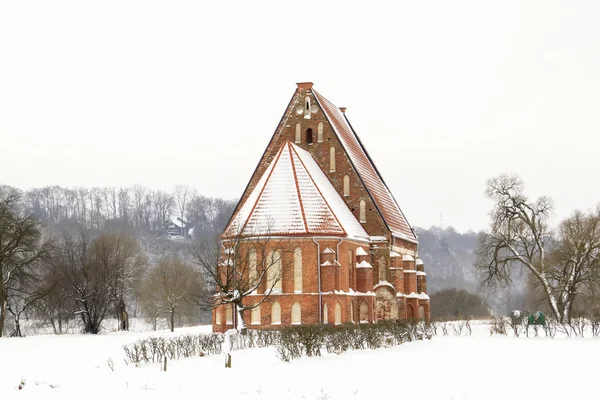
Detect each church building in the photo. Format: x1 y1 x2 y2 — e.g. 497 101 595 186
213 82 429 332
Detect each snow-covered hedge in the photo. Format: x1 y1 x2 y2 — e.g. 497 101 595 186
275 320 431 362
122 333 225 365
122 329 280 365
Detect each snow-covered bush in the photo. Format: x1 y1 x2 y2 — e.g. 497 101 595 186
122 333 224 365
274 320 427 362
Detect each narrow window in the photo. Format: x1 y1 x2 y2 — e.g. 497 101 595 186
249 248 257 290
407 304 415 319
323 303 329 324
334 302 342 325
306 128 313 144
294 248 302 293
391 302 399 319
295 123 301 143
378 256 386 281
216 310 222 325
350 302 354 323
251 305 261 325
329 147 336 172
271 302 281 325
419 305 425 320
304 96 311 119
291 302 301 325
359 301 369 323
359 200 366 223
348 250 354 290
226 304 233 324
267 250 282 291
343 175 350 197
317 122 324 142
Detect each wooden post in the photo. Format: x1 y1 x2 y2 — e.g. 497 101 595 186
225 353 232 368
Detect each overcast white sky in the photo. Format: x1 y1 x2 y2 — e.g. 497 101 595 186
1 0 599 232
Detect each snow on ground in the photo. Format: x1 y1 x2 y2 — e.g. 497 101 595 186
1 322 598 400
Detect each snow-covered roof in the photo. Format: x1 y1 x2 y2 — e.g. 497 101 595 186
373 281 396 291
356 247 369 256
405 292 419 299
416 271 426 276
313 89 416 241
222 142 369 240
402 254 414 261
356 260 372 269
322 247 336 254
169 216 186 228
390 251 401 258
415 258 424 266
321 260 341 267
417 292 430 300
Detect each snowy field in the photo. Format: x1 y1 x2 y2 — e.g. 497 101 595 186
1 322 598 400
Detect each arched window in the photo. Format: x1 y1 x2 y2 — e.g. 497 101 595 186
294 248 302 293
306 128 313 144
271 302 281 325
329 147 336 172
295 123 301 143
323 303 328 324
216 310 222 325
226 304 233 324
335 302 342 325
267 250 282 291
348 249 354 290
359 301 369 323
249 248 257 290
317 122 324 142
407 304 415 319
251 305 261 325
419 305 425 320
391 302 399 319
343 175 350 197
359 200 366 223
304 96 312 119
291 302 301 325
378 256 386 281
350 302 355 322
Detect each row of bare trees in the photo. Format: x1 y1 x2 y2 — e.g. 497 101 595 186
0 185 237 337
20 184 233 235
477 175 600 323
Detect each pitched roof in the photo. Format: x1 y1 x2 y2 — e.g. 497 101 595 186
312 89 416 241
222 141 369 240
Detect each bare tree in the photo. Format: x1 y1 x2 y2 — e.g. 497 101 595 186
174 185 191 238
546 207 600 321
476 174 600 323
91 231 146 330
189 229 288 333
140 257 202 332
151 190 174 231
0 186 51 337
53 229 143 334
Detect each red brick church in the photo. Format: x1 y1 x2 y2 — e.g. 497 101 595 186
213 82 429 332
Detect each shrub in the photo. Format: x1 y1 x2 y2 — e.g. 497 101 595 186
274 320 427 362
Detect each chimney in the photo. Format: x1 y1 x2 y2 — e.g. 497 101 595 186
296 82 314 89
339 107 347 113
